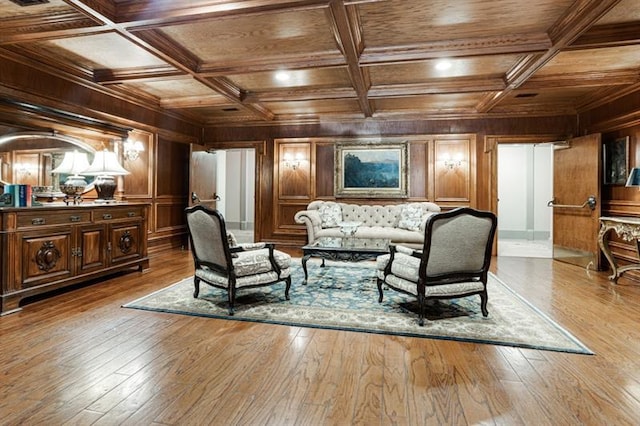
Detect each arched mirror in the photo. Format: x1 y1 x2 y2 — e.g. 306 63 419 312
0 131 97 196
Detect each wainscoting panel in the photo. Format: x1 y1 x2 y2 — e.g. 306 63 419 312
315 143 335 198
409 141 428 199
277 142 311 199
434 137 472 203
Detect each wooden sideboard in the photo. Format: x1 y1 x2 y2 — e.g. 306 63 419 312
0 203 149 315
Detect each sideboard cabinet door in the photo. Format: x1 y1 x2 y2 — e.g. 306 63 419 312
76 223 108 275
109 220 144 266
18 228 73 288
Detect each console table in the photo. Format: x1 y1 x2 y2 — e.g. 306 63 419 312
598 216 640 282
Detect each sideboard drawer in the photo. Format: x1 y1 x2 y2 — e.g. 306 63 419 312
17 211 91 228
93 206 145 221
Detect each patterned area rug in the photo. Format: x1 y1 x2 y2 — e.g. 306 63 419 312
123 261 592 354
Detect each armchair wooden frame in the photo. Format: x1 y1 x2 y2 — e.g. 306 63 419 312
377 207 497 326
185 204 291 315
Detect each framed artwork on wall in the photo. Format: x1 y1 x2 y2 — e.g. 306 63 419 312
603 136 629 185
334 142 408 198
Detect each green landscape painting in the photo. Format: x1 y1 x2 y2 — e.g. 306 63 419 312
343 149 400 189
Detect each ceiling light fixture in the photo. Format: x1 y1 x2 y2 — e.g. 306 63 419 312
435 60 452 71
275 71 290 82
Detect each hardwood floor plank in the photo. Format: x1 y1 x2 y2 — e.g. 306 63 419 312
381 336 409 425
2 250 640 424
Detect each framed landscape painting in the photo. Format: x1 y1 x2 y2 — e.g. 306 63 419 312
335 142 408 198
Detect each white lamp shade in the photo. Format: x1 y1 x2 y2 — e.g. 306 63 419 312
51 150 90 175
82 150 130 176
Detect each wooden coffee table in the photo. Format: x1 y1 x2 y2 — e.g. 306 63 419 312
301 237 390 284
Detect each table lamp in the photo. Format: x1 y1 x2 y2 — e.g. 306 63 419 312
51 150 91 204
82 149 130 203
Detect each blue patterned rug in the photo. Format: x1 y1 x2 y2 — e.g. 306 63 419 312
123 261 592 354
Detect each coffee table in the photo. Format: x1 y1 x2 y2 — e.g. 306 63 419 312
301 237 390 284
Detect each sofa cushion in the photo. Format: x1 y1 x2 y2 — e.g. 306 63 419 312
318 202 342 228
398 204 425 231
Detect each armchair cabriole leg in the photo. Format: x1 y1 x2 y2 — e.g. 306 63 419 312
193 277 200 298
377 278 384 303
228 284 235 315
480 291 489 317
418 293 425 326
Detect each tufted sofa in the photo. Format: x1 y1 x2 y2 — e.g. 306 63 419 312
294 200 441 245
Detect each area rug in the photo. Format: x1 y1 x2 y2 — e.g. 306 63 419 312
123 262 593 354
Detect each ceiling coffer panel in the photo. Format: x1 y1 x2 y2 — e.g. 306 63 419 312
0 0 636 125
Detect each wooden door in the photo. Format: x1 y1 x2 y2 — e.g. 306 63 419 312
189 145 218 208
551 134 602 269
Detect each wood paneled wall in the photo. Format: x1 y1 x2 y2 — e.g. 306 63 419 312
269 135 476 245
579 92 640 279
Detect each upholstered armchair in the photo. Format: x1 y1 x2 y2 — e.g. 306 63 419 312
376 207 497 326
185 205 292 315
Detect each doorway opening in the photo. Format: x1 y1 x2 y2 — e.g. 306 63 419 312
213 148 256 244
497 143 553 258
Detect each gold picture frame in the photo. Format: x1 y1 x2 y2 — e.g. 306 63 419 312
334 142 408 198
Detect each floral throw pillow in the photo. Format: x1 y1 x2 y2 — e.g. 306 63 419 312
398 204 425 232
318 203 342 228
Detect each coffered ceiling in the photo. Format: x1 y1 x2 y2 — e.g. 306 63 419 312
0 0 638 127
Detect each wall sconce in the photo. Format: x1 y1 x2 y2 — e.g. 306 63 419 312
442 152 464 170
283 152 304 170
123 139 144 161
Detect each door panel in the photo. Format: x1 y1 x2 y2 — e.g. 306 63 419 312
77 224 107 274
552 134 601 269
189 145 218 209
109 221 143 265
19 230 73 287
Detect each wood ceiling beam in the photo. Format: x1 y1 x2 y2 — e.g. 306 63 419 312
368 77 507 98
570 21 640 49
508 0 624 89
576 82 640 112
244 87 357 103
0 12 103 45
479 0 624 113
110 0 331 27
522 70 640 90
197 53 346 77
327 0 372 117
62 0 274 122
160 95 231 109
361 33 552 65
94 66 187 84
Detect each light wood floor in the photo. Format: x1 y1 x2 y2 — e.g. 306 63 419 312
1 249 639 425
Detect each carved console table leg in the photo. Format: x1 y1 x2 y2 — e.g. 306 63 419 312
598 224 619 281
598 217 640 283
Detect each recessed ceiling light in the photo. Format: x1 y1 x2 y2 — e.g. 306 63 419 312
435 60 452 71
275 71 290 82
